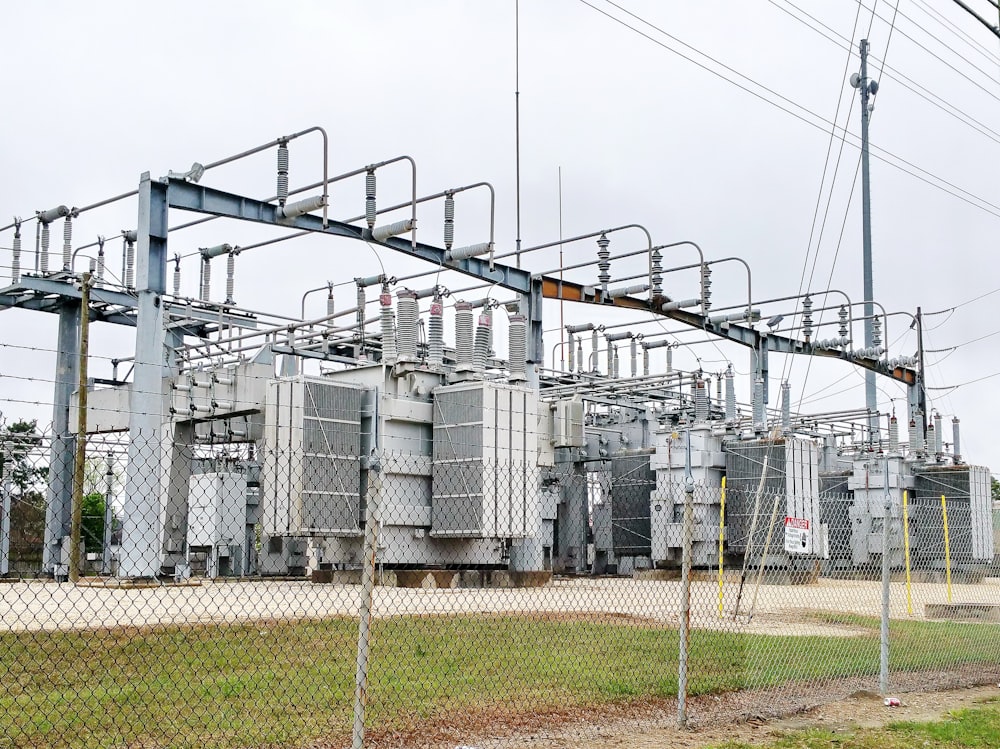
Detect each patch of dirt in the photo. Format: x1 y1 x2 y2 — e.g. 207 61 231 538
352 666 1000 749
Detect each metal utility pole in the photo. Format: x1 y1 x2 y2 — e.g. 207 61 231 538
852 40 879 441
69 272 92 583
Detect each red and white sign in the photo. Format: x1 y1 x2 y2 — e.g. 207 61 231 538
784 516 811 554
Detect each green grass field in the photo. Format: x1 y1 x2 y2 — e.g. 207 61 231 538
2 612 999 748
710 697 1000 748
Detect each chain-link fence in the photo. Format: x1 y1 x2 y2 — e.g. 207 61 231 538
2 401 999 749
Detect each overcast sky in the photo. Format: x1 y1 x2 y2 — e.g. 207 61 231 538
2 0 1000 470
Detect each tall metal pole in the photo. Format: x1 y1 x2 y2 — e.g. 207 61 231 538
915 307 927 445
69 273 92 583
858 39 878 440
514 0 522 269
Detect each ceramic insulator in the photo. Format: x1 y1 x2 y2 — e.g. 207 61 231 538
396 290 419 361
62 215 72 270
40 223 50 274
277 143 289 205
365 171 376 228
11 227 21 283
455 302 474 371
443 194 455 249
380 292 397 365
225 252 235 303
428 300 444 367
473 313 491 371
508 314 527 381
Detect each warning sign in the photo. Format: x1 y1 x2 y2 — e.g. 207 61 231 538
784 516 811 554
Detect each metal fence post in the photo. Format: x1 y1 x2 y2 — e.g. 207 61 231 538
879 455 891 694
352 461 382 749
678 427 694 727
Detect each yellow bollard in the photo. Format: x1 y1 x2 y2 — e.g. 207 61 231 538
941 494 952 604
718 477 726 618
902 490 913 615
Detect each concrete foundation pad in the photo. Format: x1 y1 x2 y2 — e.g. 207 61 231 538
76 577 202 589
925 602 1000 622
311 569 363 585
317 568 554 588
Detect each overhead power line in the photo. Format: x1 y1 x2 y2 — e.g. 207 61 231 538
578 0 1000 222
949 0 1000 41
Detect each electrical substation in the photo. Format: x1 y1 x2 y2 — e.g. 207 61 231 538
0 126 994 589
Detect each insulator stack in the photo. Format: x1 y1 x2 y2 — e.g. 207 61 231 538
473 312 491 372
575 338 583 373
927 419 937 457
909 413 922 454
508 314 527 382
125 238 135 289
484 305 494 354
872 315 882 348
200 257 211 301
933 412 943 455
95 239 105 287
88 257 96 274
172 255 181 296
356 283 367 344
606 340 615 377
428 298 444 367
716 374 722 405
629 337 637 378
725 366 736 423
567 332 576 372
11 220 21 283
611 348 620 378
365 170 377 229
225 252 236 304
596 233 610 294
752 377 766 432
276 143 289 206
40 222 50 274
666 344 673 373
838 305 849 339
650 248 663 297
380 292 397 365
62 215 73 270
643 346 650 376
802 296 813 340
705 375 712 412
396 290 418 361
700 263 712 311
695 378 709 422
455 302 474 372
952 417 961 464
591 329 600 372
780 381 792 434
443 194 455 249
889 414 899 452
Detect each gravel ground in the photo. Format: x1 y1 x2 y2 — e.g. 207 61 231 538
2 575 997 635
376 667 1000 749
